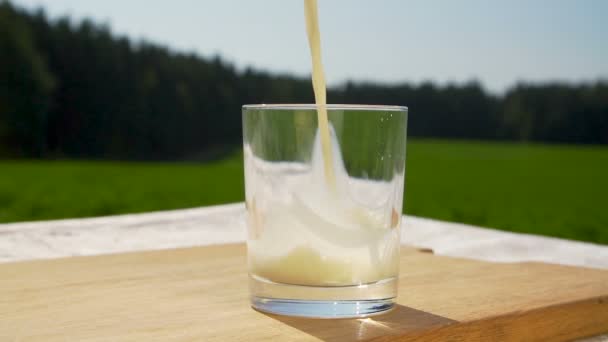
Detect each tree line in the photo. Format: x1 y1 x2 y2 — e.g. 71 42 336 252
1 1 606 160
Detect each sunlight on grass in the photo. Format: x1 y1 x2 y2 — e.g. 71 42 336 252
1 140 607 244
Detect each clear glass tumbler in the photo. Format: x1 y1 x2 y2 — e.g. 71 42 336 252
243 104 408 318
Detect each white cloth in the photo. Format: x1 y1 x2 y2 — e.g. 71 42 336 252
1 202 606 269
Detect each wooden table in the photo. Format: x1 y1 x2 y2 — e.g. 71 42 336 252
1 203 607 341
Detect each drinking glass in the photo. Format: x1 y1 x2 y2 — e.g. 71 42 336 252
243 104 408 318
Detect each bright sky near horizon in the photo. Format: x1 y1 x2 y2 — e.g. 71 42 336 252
12 0 608 93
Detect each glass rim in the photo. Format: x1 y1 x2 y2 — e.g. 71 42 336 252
242 104 407 112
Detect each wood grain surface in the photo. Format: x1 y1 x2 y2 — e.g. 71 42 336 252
0 244 607 341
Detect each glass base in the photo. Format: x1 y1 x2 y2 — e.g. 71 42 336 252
249 274 397 318
251 297 395 318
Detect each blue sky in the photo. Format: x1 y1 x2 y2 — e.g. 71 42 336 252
13 0 608 93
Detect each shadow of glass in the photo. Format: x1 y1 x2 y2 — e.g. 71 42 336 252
263 304 457 341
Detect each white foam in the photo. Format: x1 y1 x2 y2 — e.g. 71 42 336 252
244 129 403 285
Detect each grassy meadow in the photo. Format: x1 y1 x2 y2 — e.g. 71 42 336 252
1 139 607 244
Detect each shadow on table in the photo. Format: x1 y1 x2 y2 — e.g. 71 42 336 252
263 304 456 341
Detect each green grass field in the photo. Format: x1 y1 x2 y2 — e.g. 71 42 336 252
1 140 607 244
